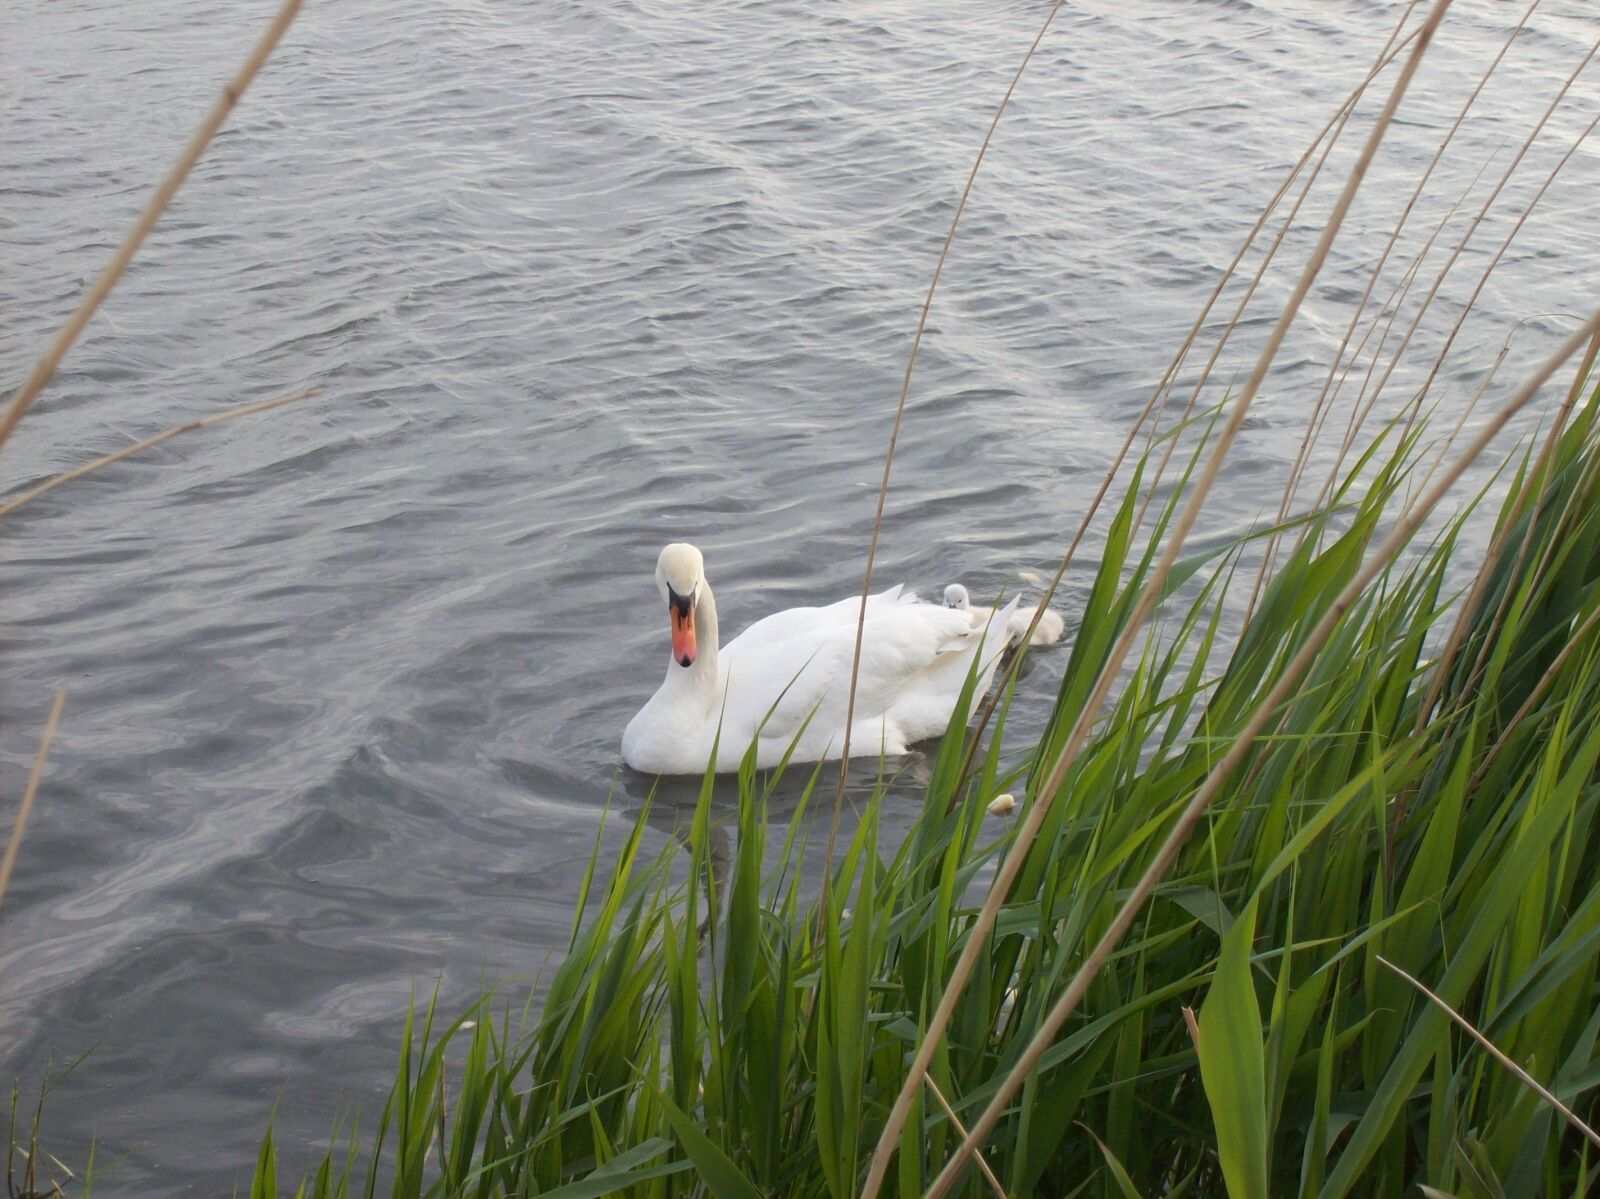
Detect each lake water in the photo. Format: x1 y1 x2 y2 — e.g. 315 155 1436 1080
2 0 1596 1191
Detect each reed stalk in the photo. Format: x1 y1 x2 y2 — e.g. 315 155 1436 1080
0 693 67 919
0 0 302 456
832 0 1067 851
0 388 323 520
862 6 1456 1191
924 310 1600 1199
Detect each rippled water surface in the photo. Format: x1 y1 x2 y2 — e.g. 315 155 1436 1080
3 0 1597 1191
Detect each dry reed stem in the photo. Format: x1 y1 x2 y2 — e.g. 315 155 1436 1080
1385 345 1600 864
926 309 1600 1198
1394 84 1599 442
861 8 1457 1195
1469 598 1600 794
1460 331 1600 645
0 693 68 919
947 8 1421 801
1253 0 1530 618
1131 8 1424 535
1410 321 1600 741
1377 955 1600 1152
1130 64 1368 536
1315 220 1445 498
1407 314 1530 502
0 0 302 456
1303 31 1599 521
1286 41 1596 600
1158 3 1420 413
0 387 324 520
922 1077 1009 1199
1019 6 1417 654
828 0 1065 860
1374 112 1600 648
942 6 1419 806
1257 160 1470 604
1422 370 1600 768
1138 1 1423 447
1297 0 1537 470
1411 311 1589 501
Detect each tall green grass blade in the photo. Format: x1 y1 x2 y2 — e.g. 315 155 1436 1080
656 1095 763 1199
1197 897 1270 1199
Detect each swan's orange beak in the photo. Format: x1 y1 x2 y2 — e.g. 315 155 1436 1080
669 592 696 667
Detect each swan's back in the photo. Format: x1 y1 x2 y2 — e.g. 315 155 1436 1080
714 593 1005 765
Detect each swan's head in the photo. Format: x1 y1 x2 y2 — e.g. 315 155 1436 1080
943 583 971 611
655 543 705 668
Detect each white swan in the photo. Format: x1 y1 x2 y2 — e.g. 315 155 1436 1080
622 543 1018 775
943 583 1064 648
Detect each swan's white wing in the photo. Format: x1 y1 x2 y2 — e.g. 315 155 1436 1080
724 584 912 659
716 601 976 754
885 596 1020 742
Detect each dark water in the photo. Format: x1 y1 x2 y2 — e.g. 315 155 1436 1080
2 0 1596 1191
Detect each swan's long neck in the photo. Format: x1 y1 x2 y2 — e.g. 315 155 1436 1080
693 581 720 682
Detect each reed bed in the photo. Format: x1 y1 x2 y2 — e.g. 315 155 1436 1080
246 49 1600 1177
251 352 1600 1199
8 0 1599 1195
238 3 1598 1197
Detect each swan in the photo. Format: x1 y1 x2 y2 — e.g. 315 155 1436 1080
622 543 1018 775
943 583 1064 648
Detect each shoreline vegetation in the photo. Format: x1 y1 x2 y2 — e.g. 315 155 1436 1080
6 0 1600 1196
241 355 1600 1199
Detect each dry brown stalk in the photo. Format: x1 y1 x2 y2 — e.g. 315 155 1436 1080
925 309 1600 1199
923 1077 1009 1199
1410 322 1600 741
1131 7 1425 535
1469 599 1600 794
1409 312 1538 501
1254 144 1499 622
0 0 303 456
1276 40 1597 641
1394 99 1599 445
1378 955 1600 1152
945 7 1423 800
1383 329 1600 865
0 386 324 520
1148 3 1422 427
0 692 68 918
1315 219 1446 497
1411 369 1600 799
1303 31 1600 521
828 0 1066 859
1131 63 1374 536
860 7 1458 1195
1277 0 1540 512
